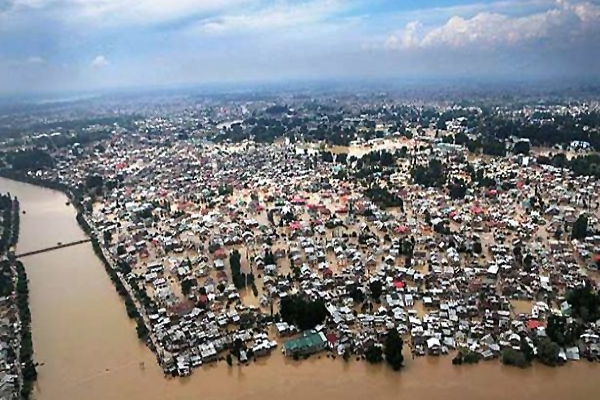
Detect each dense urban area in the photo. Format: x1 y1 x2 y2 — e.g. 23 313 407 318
0 86 599 384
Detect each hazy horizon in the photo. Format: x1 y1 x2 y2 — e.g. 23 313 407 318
2 0 600 95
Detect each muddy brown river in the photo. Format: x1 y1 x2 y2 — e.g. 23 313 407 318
1 177 599 400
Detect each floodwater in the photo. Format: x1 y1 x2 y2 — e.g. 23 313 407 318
1 176 600 400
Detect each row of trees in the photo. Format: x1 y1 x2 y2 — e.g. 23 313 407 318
15 259 37 399
0 194 19 254
228 249 257 291
499 336 561 368
76 213 149 341
0 202 37 398
538 153 600 179
0 257 38 400
1 148 55 172
216 102 600 151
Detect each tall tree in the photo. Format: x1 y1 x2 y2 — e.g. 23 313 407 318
571 214 589 240
384 328 404 371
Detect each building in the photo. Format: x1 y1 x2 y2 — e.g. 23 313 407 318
283 331 327 357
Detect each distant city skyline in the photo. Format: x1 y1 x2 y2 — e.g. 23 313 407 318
1 0 600 94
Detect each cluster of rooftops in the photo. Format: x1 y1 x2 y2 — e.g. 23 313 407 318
26 131 600 374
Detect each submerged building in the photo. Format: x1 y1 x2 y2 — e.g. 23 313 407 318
283 331 327 357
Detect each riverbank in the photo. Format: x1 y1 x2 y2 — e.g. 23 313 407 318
0 194 37 399
2 175 600 400
0 170 85 212
0 171 159 361
3 149 600 376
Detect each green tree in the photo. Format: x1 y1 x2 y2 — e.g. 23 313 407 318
280 295 328 330
343 348 351 362
513 141 531 155
520 337 535 363
369 280 383 300
502 348 529 368
449 179 468 200
365 344 384 364
571 214 589 240
181 279 196 296
546 314 567 346
567 283 600 322
537 338 561 367
384 328 404 371
230 249 245 289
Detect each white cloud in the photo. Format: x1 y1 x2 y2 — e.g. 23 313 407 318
385 21 423 49
0 55 45 66
80 0 255 25
386 0 600 50
196 0 342 35
2 0 258 27
26 56 45 64
92 55 109 67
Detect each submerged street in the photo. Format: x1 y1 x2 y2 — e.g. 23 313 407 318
2 176 600 400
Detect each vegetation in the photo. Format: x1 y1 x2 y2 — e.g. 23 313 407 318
537 153 600 179
369 280 383 300
364 186 403 209
365 344 383 364
537 338 561 367
481 138 506 157
384 328 404 371
448 179 468 200
0 194 19 254
512 140 531 155
501 348 529 368
545 314 584 347
571 214 589 240
349 287 365 303
230 249 247 289
16 260 37 399
279 295 327 331
181 279 196 297
411 159 445 188
453 349 481 366
76 212 151 342
0 199 37 399
566 283 600 323
520 337 535 364
2 148 55 172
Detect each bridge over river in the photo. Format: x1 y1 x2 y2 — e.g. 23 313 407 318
16 239 91 258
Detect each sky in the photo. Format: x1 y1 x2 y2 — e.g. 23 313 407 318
1 0 600 94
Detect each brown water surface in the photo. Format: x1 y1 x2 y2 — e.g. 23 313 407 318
1 177 599 400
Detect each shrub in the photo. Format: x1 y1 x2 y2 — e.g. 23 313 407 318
502 348 529 368
365 344 384 364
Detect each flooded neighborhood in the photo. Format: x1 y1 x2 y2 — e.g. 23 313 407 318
2 156 600 400
2 0 600 397
0 90 599 400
